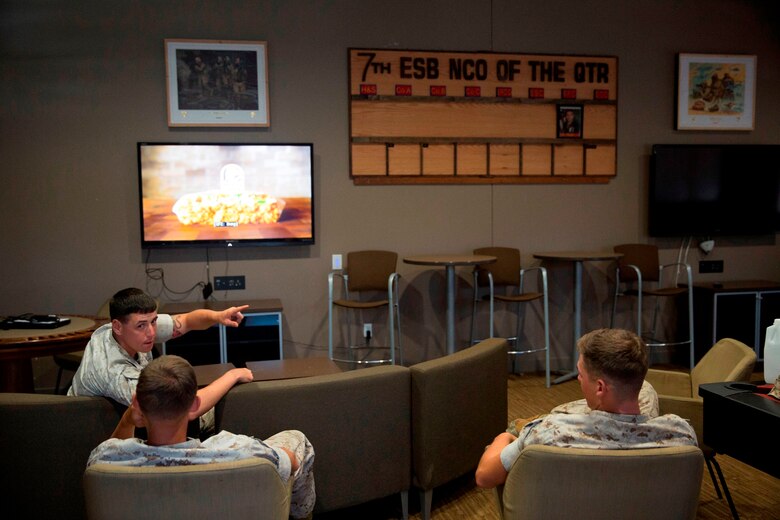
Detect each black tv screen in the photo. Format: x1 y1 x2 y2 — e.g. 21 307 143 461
138 143 314 248
649 144 780 237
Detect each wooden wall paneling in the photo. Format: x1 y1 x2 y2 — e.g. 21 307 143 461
388 144 421 175
422 144 455 175
553 145 584 176
489 144 521 176
351 143 387 176
585 144 616 175
456 144 488 175
521 144 553 176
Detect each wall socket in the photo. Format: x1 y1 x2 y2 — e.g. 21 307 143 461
363 323 372 338
214 275 246 290
699 260 724 274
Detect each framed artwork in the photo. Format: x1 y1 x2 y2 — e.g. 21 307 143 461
676 53 756 131
556 104 583 138
165 39 269 127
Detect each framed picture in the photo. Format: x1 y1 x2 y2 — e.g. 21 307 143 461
676 53 756 131
556 104 583 138
165 39 269 127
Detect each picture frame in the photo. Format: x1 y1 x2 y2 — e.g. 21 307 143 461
556 104 583 138
676 53 756 131
165 39 269 127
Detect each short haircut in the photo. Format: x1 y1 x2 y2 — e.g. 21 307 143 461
577 328 648 395
109 288 157 321
135 355 197 421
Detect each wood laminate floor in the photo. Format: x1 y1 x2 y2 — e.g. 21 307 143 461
315 371 780 519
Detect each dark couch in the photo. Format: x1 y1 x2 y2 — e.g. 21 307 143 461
0 338 509 520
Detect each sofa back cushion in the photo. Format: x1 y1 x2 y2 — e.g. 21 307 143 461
410 338 509 490
215 364 411 514
84 457 291 520
499 444 703 520
0 393 124 519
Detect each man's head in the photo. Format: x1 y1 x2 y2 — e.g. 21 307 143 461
109 288 158 357
576 328 648 411
135 355 197 421
564 109 576 123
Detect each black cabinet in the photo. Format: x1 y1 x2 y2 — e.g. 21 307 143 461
693 281 780 362
160 299 283 367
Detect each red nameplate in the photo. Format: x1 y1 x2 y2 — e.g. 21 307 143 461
360 84 377 95
528 87 545 99
496 87 512 98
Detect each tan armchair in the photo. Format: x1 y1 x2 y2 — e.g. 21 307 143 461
84 458 292 520
496 444 703 520
645 337 756 520
645 337 756 442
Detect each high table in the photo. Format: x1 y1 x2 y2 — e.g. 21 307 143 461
0 315 105 393
403 254 496 355
533 251 623 384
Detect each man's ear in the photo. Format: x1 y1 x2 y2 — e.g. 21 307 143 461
595 377 608 397
111 318 123 337
187 395 202 421
130 396 146 428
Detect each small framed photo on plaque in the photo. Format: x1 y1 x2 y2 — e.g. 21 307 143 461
556 104 583 138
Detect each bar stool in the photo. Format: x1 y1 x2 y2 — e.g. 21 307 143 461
469 247 550 387
610 244 695 369
328 250 402 365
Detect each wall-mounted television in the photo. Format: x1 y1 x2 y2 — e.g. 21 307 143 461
137 142 314 248
649 144 780 237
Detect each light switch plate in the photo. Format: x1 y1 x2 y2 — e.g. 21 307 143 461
332 254 342 270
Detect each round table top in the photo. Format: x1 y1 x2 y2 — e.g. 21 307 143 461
403 254 497 267
0 315 102 345
533 251 623 262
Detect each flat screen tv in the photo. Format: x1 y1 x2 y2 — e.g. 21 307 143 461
137 142 314 248
649 144 780 237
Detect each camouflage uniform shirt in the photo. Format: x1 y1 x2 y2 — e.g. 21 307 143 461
67 314 174 405
88 429 317 519
499 410 697 472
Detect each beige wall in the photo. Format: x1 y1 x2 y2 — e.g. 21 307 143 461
2 1 778 383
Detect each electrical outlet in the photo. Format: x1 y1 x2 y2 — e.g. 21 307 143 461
699 260 724 274
332 254 343 270
363 323 372 338
214 275 246 290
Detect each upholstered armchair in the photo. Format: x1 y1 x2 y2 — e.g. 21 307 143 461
84 458 292 520
644 337 756 443
496 444 703 520
644 337 755 519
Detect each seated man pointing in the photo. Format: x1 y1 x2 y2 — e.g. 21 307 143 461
69 287 253 433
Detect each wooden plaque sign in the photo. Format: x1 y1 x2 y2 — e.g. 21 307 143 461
348 49 618 184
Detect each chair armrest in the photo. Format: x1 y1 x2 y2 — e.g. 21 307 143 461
327 271 348 300
657 395 703 442
519 266 548 292
659 262 691 271
659 262 693 286
646 368 693 398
